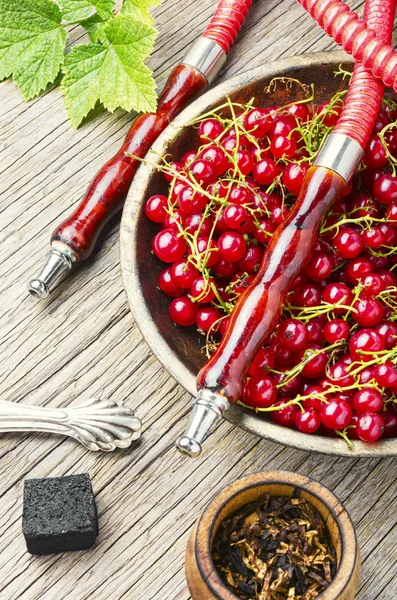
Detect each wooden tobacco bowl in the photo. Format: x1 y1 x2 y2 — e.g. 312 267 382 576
185 471 360 599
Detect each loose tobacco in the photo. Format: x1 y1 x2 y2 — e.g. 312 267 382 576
212 494 335 600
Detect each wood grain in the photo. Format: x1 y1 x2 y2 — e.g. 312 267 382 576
0 0 396 598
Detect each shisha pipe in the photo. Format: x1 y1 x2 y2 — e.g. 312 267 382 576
28 0 252 299
176 0 396 457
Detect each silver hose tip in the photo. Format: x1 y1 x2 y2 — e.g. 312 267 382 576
175 435 202 457
28 279 49 299
175 389 230 458
28 246 76 300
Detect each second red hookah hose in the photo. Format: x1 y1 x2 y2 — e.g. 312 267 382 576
203 0 252 52
176 0 396 456
298 0 397 94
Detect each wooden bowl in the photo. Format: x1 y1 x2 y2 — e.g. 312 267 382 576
185 471 360 600
120 50 397 457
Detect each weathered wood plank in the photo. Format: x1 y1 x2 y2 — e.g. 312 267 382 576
0 0 396 598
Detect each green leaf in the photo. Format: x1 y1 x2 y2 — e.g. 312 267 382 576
81 13 106 42
59 0 115 23
61 14 157 127
121 0 160 26
0 0 67 100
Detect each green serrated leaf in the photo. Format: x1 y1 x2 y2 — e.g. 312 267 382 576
121 0 160 26
81 13 106 42
62 14 157 127
59 0 115 23
61 43 106 127
0 0 67 100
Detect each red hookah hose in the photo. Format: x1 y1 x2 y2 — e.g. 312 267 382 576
297 0 397 96
195 0 395 405
333 0 395 148
29 0 252 299
203 0 252 52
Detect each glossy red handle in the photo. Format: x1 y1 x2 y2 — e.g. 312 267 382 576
197 166 346 404
52 64 207 261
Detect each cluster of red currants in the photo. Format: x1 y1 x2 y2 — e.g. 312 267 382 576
145 90 397 446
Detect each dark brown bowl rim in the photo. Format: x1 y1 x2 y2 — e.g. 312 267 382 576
120 50 397 457
194 471 358 600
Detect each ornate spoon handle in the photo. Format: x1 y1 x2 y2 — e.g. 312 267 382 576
0 398 142 451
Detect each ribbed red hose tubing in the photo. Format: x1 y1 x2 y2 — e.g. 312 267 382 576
203 0 252 53
297 0 397 95
333 0 396 148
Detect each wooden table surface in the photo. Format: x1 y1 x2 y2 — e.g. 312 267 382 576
1 0 397 598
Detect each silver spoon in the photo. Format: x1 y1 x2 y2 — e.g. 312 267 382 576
0 398 142 451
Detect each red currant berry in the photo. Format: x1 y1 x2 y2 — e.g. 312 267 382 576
190 277 215 304
352 297 384 327
361 273 385 297
316 101 342 126
245 376 277 408
324 319 350 344
243 107 272 138
238 246 263 273
362 226 384 249
218 231 247 263
252 158 281 185
277 318 309 351
254 219 276 243
353 388 384 413
320 398 352 430
282 163 308 195
158 267 183 297
381 405 397 438
163 208 184 231
198 118 224 141
349 328 385 361
270 399 299 428
196 306 222 333
229 184 254 206
188 159 216 186
199 145 228 176
170 259 198 288
304 386 324 412
305 252 334 281
356 412 384 442
236 149 255 175
296 344 329 378
248 348 275 377
184 213 213 236
164 161 182 182
194 237 218 267
323 283 353 313
385 315 397 346
306 318 325 345
152 229 186 262
386 203 397 225
212 258 238 278
177 185 207 214
333 228 364 259
363 135 388 169
145 194 168 222
286 103 310 121
269 115 296 139
293 283 322 308
373 173 397 205
374 361 397 388
169 296 198 326
345 257 373 285
223 204 251 233
270 134 297 159
295 408 321 434
180 150 196 167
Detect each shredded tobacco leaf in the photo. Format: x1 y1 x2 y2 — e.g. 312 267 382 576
212 494 336 600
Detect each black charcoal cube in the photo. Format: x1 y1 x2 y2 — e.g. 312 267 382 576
23 473 98 555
